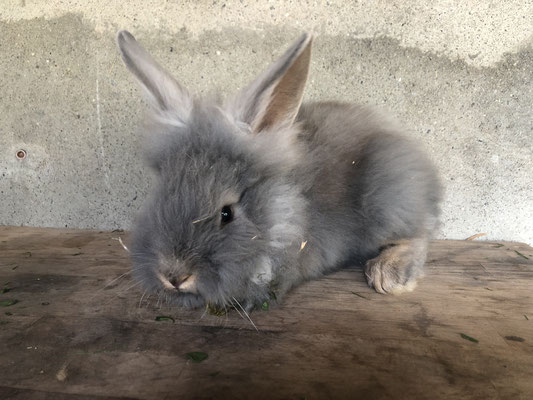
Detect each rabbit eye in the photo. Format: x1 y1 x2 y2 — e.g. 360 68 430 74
220 205 233 225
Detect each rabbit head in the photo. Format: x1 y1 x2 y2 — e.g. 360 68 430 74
117 31 312 309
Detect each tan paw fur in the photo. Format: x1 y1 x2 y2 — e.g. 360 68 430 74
364 242 424 294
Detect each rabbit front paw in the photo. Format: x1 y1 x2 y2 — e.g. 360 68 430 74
364 240 427 294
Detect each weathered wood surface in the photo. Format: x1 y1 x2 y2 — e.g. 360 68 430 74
0 227 532 400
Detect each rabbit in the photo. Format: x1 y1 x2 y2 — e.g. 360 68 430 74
116 31 442 311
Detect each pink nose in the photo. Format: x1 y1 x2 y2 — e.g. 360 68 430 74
169 274 189 287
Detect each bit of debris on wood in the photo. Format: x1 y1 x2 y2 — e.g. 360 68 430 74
460 333 479 343
111 237 129 252
504 336 525 342
0 300 18 307
261 301 269 311
186 352 208 363
493 243 504 248
514 250 529 260
206 303 227 316
56 363 69 382
155 316 175 323
351 291 369 300
118 237 129 253
465 233 487 241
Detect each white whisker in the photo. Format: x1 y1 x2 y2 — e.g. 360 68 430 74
232 297 259 332
138 289 148 308
120 280 142 293
198 306 209 321
88 271 131 301
229 298 245 322
103 272 130 289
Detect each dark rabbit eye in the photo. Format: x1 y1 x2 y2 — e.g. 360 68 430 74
220 205 233 225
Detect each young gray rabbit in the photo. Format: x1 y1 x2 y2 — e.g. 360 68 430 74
117 31 441 310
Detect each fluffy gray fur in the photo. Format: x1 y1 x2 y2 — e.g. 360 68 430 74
116 31 442 310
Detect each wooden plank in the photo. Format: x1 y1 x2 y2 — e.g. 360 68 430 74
0 226 532 399
0 386 138 400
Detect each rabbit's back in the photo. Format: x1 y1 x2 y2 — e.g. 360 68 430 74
296 102 442 263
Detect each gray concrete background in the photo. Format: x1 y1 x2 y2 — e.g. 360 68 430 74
1 1 532 244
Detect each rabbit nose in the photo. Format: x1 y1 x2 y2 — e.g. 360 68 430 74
176 274 198 294
168 274 188 287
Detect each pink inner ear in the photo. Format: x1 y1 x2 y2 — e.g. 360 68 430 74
256 39 312 133
228 34 313 135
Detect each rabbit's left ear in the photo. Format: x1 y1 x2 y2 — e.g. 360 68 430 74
229 34 312 133
116 30 192 118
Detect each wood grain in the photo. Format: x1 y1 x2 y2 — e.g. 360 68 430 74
0 227 532 399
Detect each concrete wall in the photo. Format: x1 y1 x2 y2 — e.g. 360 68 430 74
1 1 532 244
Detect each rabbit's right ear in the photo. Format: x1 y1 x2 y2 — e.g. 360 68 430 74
229 34 312 134
116 31 192 119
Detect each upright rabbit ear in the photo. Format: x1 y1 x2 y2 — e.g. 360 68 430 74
116 30 192 118
230 34 312 133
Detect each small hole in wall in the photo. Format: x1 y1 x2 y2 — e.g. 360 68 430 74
16 149 27 160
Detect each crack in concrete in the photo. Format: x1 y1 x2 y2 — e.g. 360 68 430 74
95 59 111 192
